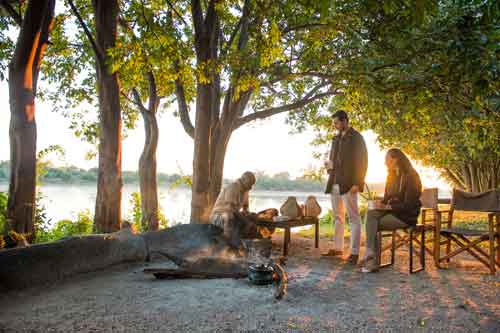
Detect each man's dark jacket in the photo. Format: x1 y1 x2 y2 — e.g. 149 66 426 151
325 127 368 195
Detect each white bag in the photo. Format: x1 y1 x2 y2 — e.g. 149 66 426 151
280 196 303 219
304 196 322 217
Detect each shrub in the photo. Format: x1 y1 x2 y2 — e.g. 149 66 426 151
0 192 7 235
128 191 169 232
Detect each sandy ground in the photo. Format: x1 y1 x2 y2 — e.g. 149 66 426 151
0 235 499 333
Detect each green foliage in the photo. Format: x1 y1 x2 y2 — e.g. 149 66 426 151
35 209 93 243
33 192 53 243
128 191 142 231
36 145 66 185
303 0 500 191
169 173 193 190
127 191 168 232
157 209 169 230
0 192 7 235
39 1 101 142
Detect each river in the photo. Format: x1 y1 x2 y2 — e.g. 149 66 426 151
0 183 333 226
0 183 451 227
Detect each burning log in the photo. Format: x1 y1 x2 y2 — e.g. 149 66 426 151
144 256 248 277
143 268 247 279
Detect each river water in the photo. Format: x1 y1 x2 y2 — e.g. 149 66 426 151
0 183 451 227
0 183 332 226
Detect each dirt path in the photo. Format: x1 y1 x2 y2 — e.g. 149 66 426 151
1 236 499 332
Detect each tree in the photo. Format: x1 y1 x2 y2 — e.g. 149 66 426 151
307 0 500 192
1 0 56 240
43 0 350 224
41 0 454 224
111 1 183 231
68 0 123 232
170 0 351 223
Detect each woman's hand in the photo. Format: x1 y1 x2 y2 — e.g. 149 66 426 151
368 200 391 210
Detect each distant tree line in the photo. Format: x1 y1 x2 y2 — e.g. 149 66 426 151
0 161 331 192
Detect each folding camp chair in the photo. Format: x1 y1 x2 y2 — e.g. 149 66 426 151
435 189 500 274
377 188 439 273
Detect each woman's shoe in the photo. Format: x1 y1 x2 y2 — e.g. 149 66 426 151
321 249 343 257
360 257 379 273
357 255 375 267
360 266 379 273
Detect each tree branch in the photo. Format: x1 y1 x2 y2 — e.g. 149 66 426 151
220 12 242 57
236 0 250 51
67 0 103 61
0 0 22 26
147 71 158 112
122 89 147 113
174 65 194 139
220 0 250 57
233 84 336 130
191 0 204 51
32 0 56 96
443 167 466 190
164 0 188 26
282 22 330 34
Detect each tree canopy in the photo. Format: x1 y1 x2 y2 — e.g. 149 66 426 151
304 0 500 191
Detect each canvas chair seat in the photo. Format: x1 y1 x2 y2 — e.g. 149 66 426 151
452 189 500 212
440 228 489 237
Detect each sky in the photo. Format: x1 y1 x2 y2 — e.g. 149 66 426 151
0 81 449 188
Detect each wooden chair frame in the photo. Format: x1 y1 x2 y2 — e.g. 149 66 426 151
377 226 426 274
378 188 440 271
434 196 500 275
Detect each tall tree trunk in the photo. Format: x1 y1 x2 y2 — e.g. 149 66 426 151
6 0 55 241
189 0 220 224
139 110 159 231
470 163 480 193
190 85 213 223
207 127 231 211
92 0 122 233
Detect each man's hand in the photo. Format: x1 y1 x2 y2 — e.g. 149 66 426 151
350 185 359 193
241 204 249 215
324 160 333 173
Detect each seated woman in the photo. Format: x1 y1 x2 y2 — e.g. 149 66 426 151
361 148 422 273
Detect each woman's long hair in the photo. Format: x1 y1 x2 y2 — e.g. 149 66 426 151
386 148 414 173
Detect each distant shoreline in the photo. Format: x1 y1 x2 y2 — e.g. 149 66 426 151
0 180 428 196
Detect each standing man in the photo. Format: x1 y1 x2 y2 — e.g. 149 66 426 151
323 110 368 264
209 171 258 250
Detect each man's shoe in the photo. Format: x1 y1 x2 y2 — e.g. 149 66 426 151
321 249 343 257
346 254 359 265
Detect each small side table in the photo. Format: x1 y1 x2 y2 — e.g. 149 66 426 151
256 217 319 256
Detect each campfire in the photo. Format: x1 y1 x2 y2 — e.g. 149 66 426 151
143 238 288 300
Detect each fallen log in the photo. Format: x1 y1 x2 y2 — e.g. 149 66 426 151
143 268 247 279
0 228 147 290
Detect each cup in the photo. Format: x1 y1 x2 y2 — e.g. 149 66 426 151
367 200 379 210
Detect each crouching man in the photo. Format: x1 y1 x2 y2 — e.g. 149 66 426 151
209 171 259 249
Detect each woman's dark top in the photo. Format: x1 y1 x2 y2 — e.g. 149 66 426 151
382 167 422 225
